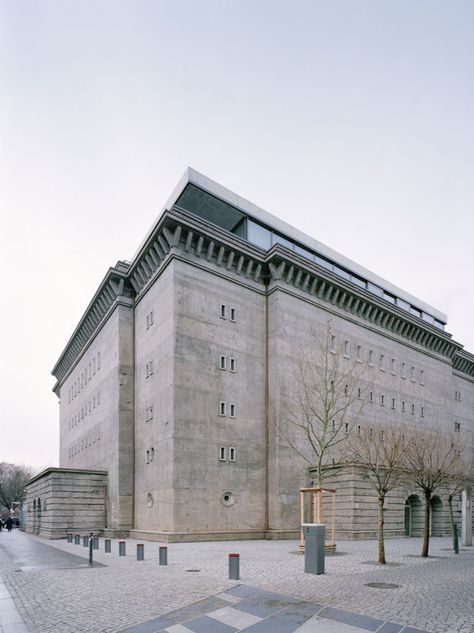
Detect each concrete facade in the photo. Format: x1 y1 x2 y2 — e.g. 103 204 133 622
37 168 473 541
23 468 107 538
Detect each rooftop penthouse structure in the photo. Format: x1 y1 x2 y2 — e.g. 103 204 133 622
26 169 473 541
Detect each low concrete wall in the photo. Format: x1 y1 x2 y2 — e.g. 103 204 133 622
24 468 107 539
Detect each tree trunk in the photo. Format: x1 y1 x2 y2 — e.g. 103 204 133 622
377 494 386 564
447 495 456 550
421 489 431 557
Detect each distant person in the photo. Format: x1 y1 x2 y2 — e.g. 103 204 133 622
5 517 13 532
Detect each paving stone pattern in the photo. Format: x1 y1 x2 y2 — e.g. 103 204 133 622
0 532 473 633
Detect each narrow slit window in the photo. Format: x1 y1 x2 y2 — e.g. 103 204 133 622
219 401 226 416
219 446 227 461
230 404 236 418
230 357 236 372
220 304 226 319
230 307 236 322
229 447 236 461
220 355 226 370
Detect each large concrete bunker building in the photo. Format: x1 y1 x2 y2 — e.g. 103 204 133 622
25 169 474 541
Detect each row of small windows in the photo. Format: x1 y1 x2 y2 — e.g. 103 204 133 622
245 219 444 330
362 389 425 416
67 428 101 458
68 392 101 430
220 402 236 417
145 404 154 422
146 310 154 330
220 304 236 321
333 336 425 385
454 390 462 402
145 361 154 378
220 355 236 372
219 446 236 461
146 447 155 464
68 352 101 403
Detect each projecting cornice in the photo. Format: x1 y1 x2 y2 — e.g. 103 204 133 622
265 249 463 361
52 262 134 385
452 349 474 378
127 208 266 297
52 209 473 390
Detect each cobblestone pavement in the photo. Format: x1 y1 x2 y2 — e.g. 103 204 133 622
0 531 472 633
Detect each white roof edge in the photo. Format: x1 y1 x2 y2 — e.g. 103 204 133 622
135 167 447 323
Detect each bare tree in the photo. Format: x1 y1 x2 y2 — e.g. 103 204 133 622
281 322 369 486
0 463 32 513
404 429 462 557
346 425 410 564
444 441 473 551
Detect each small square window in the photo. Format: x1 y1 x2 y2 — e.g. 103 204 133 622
220 355 226 370
230 403 236 418
219 401 226 416
219 446 227 461
220 304 226 319
229 447 236 461
230 357 236 372
230 307 236 322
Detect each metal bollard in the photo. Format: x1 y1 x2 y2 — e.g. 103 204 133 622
88 535 93 566
93 537 99 550
454 524 459 554
159 546 167 565
74 534 80 545
119 541 126 556
137 544 144 561
228 553 240 580
303 523 325 575
83 536 88 547
104 539 111 553
67 533 73 543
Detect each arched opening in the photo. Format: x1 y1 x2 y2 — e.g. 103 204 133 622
405 495 423 536
430 495 443 536
36 498 41 535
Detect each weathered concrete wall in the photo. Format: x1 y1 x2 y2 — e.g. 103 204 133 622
266 280 469 537
24 468 107 539
58 303 134 532
133 262 175 535
171 259 266 539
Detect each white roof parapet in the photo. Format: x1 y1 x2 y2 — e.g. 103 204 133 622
136 167 447 324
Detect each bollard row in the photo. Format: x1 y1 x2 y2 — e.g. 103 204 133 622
66 537 242 578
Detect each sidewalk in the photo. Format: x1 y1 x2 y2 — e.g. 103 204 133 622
0 531 472 633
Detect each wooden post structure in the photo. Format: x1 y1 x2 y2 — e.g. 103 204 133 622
299 487 336 553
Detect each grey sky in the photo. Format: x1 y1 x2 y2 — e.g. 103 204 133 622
1 1 473 470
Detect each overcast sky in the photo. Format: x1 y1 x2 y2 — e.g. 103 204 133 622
1 1 473 471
